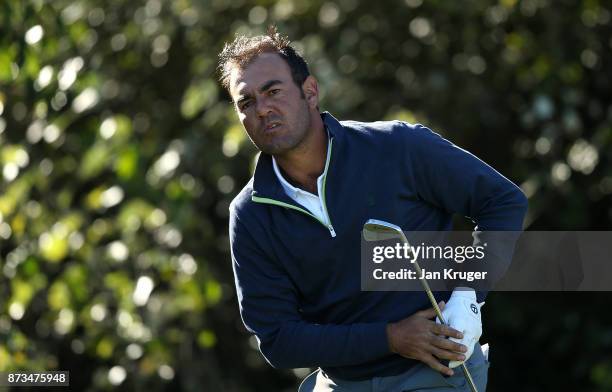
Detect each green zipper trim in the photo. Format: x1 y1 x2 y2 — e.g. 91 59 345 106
320 138 334 229
251 138 336 235
251 195 329 227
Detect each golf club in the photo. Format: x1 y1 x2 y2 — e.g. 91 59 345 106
363 219 479 392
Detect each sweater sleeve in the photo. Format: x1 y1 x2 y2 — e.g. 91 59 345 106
229 210 390 369
400 123 528 299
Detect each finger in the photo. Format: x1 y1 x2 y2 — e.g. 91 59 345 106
429 344 466 362
431 336 468 353
431 323 464 340
417 302 445 319
422 354 454 376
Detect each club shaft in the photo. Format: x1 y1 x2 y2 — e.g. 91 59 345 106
398 232 479 392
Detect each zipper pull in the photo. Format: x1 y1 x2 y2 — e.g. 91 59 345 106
328 225 336 238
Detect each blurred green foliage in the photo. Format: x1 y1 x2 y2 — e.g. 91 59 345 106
0 0 611 391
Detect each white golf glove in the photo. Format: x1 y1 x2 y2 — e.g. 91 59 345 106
437 288 484 368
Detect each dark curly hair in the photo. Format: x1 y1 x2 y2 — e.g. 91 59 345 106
218 26 311 95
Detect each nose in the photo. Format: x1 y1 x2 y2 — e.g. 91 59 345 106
255 97 272 118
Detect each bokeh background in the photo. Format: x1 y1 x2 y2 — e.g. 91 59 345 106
1 0 611 391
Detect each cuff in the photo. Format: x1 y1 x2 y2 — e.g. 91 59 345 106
450 287 477 301
370 322 393 356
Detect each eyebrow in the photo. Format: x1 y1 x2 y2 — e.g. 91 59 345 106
235 79 283 106
258 79 282 93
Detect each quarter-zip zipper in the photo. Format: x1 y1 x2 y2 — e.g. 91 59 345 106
251 139 337 238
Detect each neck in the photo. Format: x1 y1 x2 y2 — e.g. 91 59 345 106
274 115 326 195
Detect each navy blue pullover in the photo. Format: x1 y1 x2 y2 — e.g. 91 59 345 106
229 112 527 380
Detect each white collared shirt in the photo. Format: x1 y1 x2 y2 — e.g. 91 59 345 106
272 134 331 226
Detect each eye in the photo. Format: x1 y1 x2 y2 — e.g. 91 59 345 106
239 100 252 111
269 89 280 95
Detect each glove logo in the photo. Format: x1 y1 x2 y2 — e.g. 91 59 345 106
470 303 479 314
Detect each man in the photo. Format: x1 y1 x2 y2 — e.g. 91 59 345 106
219 27 527 391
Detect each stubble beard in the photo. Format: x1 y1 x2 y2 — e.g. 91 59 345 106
260 99 312 157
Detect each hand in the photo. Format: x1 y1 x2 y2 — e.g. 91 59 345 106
387 301 468 376
436 288 484 368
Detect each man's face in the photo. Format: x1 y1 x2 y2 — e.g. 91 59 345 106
229 52 314 155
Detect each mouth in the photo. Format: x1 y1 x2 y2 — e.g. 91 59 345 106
264 121 282 132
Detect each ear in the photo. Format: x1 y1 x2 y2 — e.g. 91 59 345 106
301 75 319 109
